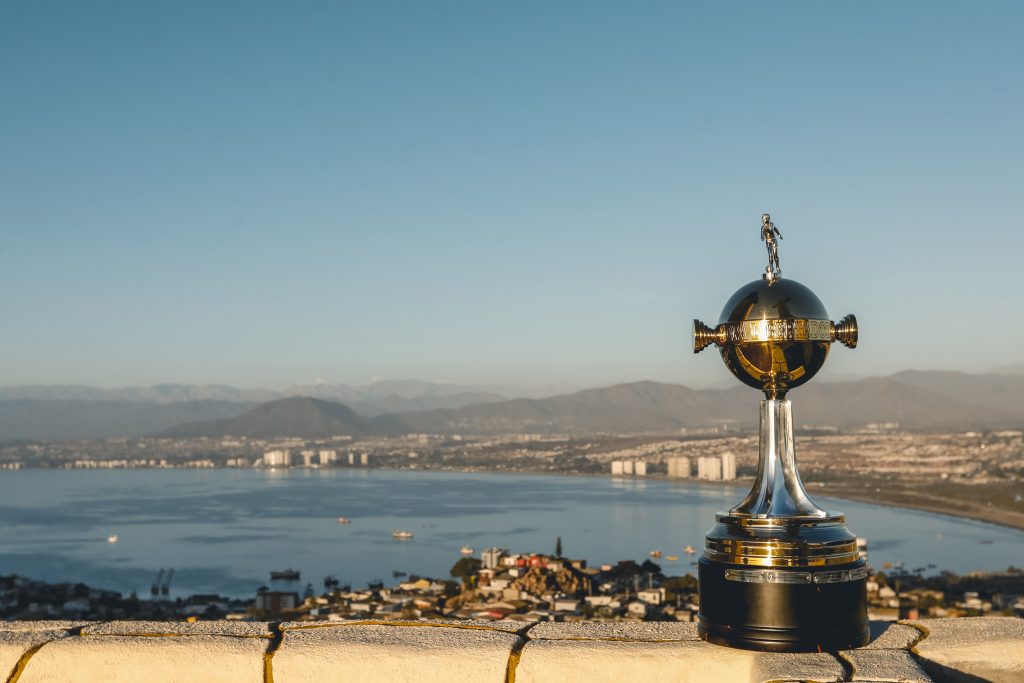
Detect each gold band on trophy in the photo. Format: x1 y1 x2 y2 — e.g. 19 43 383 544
693 314 858 353
721 318 832 344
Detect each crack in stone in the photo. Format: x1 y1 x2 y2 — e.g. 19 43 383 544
5 624 94 683
4 641 49 683
896 620 930 653
79 632 273 639
832 649 855 682
530 635 694 643
263 621 285 683
896 621 944 683
281 619 519 633
505 622 536 683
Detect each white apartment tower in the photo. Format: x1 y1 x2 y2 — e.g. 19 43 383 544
263 450 291 468
721 452 737 481
697 455 722 481
481 548 507 570
667 456 691 478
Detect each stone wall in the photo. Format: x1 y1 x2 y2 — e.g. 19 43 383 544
1 616 1021 682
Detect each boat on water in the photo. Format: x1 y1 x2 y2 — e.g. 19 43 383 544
666 555 679 561
107 534 118 543
683 545 696 554
649 550 662 558
392 530 413 540
271 569 301 581
337 517 351 525
459 546 475 555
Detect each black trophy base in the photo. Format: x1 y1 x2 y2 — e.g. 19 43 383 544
697 557 870 652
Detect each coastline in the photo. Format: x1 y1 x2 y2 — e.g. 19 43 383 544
370 465 1024 535
7 463 1023 534
818 489 1024 534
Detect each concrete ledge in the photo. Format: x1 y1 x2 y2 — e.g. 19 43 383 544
906 616 1024 683
515 638 845 683
274 621 522 682
0 617 1019 683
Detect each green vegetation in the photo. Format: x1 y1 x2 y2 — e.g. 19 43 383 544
449 557 481 584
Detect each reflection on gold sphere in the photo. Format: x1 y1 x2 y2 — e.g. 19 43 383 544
716 278 830 398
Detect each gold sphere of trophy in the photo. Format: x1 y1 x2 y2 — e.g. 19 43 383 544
691 214 868 652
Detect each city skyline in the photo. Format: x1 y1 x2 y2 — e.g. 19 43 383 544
3 2 1023 389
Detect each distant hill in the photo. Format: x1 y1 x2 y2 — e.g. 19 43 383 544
381 373 1024 434
5 371 1024 442
0 381 515 440
385 381 750 434
159 397 373 439
0 400 252 441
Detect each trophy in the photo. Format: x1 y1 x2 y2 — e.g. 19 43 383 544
691 214 867 652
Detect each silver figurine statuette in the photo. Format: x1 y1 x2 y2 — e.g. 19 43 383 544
760 213 783 282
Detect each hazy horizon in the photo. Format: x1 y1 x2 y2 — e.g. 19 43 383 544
2 364 1024 396
3 2 1023 389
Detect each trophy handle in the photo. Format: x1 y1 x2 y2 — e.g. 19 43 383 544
832 314 858 349
693 319 722 354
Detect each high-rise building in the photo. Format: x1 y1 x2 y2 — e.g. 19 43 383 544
634 461 648 476
360 453 369 466
697 456 722 481
611 461 625 476
721 452 737 481
263 450 290 468
319 450 337 465
300 450 316 467
622 460 635 475
348 452 356 466
667 456 691 478
481 548 507 570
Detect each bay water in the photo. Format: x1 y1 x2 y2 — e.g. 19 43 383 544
0 468 1021 598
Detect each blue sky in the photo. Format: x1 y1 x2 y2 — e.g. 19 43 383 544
1 2 1022 389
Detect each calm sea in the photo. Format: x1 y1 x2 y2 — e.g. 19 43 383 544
0 468 1021 598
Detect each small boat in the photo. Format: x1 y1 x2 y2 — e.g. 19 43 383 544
460 546 475 555
649 550 662 558
683 545 696 555
393 570 407 578
271 569 301 581
392 530 413 540
337 517 351 525
666 555 679 561
107 534 119 543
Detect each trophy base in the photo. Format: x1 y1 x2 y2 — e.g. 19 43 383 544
697 557 870 652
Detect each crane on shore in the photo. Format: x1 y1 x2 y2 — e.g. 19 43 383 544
151 569 164 596
161 568 174 596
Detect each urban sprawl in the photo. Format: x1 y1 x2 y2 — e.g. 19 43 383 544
3 426 1022 624
4 545 1023 624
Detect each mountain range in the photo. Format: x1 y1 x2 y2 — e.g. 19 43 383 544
0 379 571 419
2 371 1024 442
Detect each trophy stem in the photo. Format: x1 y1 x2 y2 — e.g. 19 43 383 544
731 399 827 519
696 397 870 652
